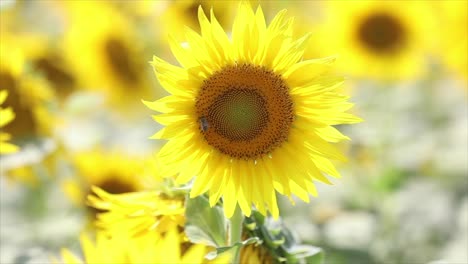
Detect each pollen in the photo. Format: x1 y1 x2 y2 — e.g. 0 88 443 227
195 64 294 159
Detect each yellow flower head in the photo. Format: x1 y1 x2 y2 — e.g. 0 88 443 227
314 1 435 80
145 3 361 218
0 90 19 154
0 36 55 141
87 186 185 237
57 227 209 264
21 35 77 102
436 1 468 82
63 1 155 110
63 150 149 214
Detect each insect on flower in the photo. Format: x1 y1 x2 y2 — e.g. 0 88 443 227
199 116 209 132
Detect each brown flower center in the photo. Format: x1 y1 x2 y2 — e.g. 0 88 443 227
195 64 294 159
104 38 139 84
88 177 137 217
34 57 76 99
98 178 137 194
357 12 406 54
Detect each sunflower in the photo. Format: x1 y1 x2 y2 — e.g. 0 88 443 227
436 1 468 82
87 186 185 237
62 1 154 110
314 1 435 81
0 90 19 154
84 187 233 263
0 3 75 102
0 36 55 141
22 36 77 102
57 227 210 264
63 150 148 216
145 3 361 218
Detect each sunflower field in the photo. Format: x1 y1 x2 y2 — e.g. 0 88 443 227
0 1 467 264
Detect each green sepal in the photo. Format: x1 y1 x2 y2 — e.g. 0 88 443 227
205 237 261 260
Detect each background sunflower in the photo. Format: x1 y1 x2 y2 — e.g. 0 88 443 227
62 1 157 112
310 1 436 81
62 150 149 218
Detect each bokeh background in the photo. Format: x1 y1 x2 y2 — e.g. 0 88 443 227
0 1 466 263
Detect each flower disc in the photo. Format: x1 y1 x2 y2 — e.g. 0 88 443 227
357 12 406 54
104 38 139 84
196 64 293 159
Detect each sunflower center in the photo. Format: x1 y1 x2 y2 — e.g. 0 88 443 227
88 177 136 217
104 38 139 84
357 12 406 54
195 64 294 159
207 89 268 141
34 57 75 99
98 177 136 194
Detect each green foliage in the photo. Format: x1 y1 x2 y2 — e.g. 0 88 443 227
185 195 228 247
245 211 324 264
185 197 324 263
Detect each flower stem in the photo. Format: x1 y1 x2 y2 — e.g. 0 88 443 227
230 205 243 264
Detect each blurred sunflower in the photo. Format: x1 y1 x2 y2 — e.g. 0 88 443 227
0 90 19 154
88 186 185 236
315 1 435 81
63 150 147 217
145 3 361 218
0 37 55 141
62 1 154 110
436 1 468 82
23 36 77 102
0 3 76 102
57 227 212 264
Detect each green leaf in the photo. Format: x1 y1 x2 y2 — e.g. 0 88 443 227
185 195 228 247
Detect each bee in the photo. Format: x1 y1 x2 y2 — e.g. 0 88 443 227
199 116 209 132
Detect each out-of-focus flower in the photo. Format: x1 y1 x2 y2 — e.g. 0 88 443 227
87 186 185 237
314 1 435 81
145 3 361 218
19 35 78 102
63 150 148 214
62 1 154 111
0 38 57 184
57 227 210 264
84 188 234 263
110 0 165 19
0 38 55 141
0 90 19 154
1 3 77 102
436 1 468 83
